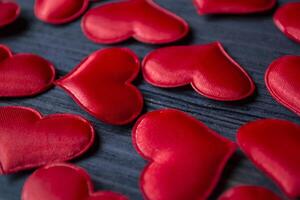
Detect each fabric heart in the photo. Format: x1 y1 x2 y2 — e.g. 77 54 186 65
194 0 276 15
237 119 300 198
22 163 128 200
81 0 189 44
274 2 300 44
55 48 143 125
132 109 236 200
34 0 89 24
218 185 282 200
0 106 94 174
0 1 20 28
142 42 255 101
0 44 55 97
265 56 300 115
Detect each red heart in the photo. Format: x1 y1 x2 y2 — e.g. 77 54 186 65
265 56 300 115
132 109 236 200
237 119 300 198
0 106 94 174
142 42 255 101
0 44 55 97
194 0 276 14
55 48 143 125
0 1 20 28
81 0 189 44
274 2 300 44
34 0 89 24
218 185 282 200
22 163 128 200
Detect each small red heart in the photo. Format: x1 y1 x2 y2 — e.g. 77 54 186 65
142 42 255 101
0 44 55 97
0 106 95 174
274 2 300 44
55 48 143 125
132 109 236 200
0 1 20 28
265 56 300 115
194 0 276 15
34 0 89 24
81 0 189 44
218 185 282 200
22 163 128 200
237 119 300 198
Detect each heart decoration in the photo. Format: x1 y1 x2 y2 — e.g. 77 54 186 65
237 119 300 198
132 109 236 200
265 56 300 116
142 42 255 101
22 163 128 200
274 2 300 44
194 0 276 15
0 106 95 174
55 48 143 125
81 0 189 44
0 0 20 28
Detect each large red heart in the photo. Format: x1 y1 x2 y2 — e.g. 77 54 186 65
132 109 236 200
81 0 189 44
194 0 276 15
0 1 20 28
55 48 143 125
265 56 300 115
0 106 94 174
0 44 55 97
274 2 300 44
142 42 255 101
22 163 128 200
237 119 300 198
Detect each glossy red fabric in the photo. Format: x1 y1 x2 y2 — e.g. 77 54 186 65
0 44 55 97
22 163 128 200
265 56 300 116
55 48 143 125
274 2 300 44
218 185 282 200
34 0 89 24
237 119 300 198
142 42 255 101
194 0 276 14
0 106 94 174
81 0 189 44
132 109 236 200
0 1 20 28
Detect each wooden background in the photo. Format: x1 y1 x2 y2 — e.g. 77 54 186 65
0 0 300 199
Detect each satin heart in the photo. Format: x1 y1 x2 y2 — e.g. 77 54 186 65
132 109 236 200
55 48 143 125
274 2 300 44
0 1 20 28
0 106 94 174
194 0 276 14
237 119 300 198
142 42 255 101
22 163 128 200
34 0 89 24
81 0 189 44
0 44 55 97
218 186 282 200
265 56 300 115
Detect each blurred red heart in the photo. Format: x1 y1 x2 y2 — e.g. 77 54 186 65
0 1 20 27
132 109 236 200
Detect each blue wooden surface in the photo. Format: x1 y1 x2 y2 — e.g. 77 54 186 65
0 0 300 199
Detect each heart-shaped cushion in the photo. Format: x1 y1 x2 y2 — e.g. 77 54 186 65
0 106 94 174
0 44 55 97
132 109 236 200
22 163 128 200
0 1 20 27
55 48 143 125
142 42 255 101
81 0 189 44
237 119 300 198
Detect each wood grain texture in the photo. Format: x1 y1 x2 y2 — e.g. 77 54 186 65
0 0 300 199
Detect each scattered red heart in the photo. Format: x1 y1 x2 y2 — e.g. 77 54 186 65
0 0 20 28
